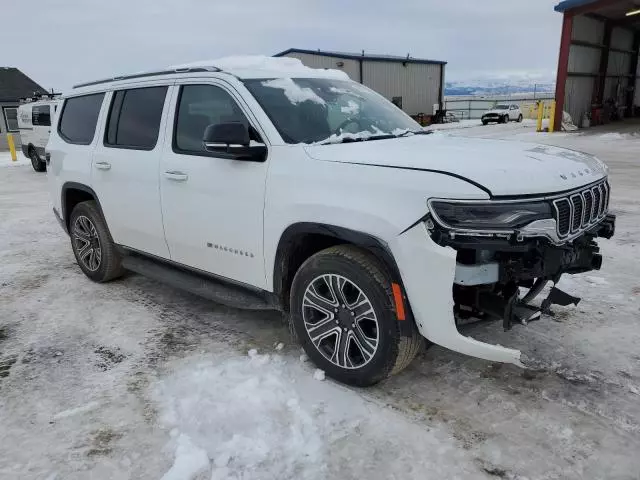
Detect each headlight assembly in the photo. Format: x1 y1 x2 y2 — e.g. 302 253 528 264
429 200 553 231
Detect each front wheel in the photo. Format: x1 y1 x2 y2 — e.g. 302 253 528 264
29 148 46 172
290 245 423 387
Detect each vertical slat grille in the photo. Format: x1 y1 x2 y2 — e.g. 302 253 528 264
553 181 609 238
582 190 593 226
571 195 583 232
593 186 602 218
554 199 571 236
598 184 606 217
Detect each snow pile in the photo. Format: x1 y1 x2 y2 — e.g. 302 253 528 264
153 350 483 479
161 434 209 480
598 132 638 141
171 55 349 80
262 78 326 105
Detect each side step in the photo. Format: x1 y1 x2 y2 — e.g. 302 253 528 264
122 254 278 311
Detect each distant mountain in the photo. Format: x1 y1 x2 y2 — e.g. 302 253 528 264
445 76 555 97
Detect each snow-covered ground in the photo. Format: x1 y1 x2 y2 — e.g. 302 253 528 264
1 122 640 479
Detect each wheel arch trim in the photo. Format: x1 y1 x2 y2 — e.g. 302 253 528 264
272 222 416 336
61 182 105 232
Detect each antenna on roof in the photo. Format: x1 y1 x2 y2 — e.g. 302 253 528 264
406 53 411 60
361 50 365 56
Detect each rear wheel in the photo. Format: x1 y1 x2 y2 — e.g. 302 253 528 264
517 114 523 123
70 201 124 282
290 245 423 387
482 120 488 126
29 147 46 172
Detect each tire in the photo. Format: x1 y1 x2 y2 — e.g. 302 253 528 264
482 121 488 126
69 201 124 283
290 245 423 387
29 147 46 172
503 115 510 123
518 114 523 123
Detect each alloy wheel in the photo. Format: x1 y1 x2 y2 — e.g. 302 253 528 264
302 274 379 369
72 215 102 272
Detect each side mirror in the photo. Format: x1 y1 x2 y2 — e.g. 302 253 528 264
203 122 249 148
203 122 266 162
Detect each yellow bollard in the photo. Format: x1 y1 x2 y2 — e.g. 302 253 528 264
548 100 557 133
536 101 544 132
7 133 17 161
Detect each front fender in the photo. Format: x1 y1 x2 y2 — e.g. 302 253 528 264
263 145 490 290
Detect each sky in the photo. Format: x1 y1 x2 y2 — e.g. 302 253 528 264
4 0 562 92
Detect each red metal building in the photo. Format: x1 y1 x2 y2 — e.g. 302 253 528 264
554 0 640 130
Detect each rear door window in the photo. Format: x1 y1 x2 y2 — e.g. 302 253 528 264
105 86 167 150
32 105 51 126
59 94 105 145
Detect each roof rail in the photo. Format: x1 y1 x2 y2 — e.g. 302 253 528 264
73 66 221 89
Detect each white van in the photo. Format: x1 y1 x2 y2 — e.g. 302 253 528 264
18 96 60 172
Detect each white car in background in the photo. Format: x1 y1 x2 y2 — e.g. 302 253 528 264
482 104 523 125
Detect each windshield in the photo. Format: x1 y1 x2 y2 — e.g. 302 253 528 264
494 105 509 110
243 78 421 144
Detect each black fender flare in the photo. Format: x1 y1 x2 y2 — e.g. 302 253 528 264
273 222 416 336
60 182 106 230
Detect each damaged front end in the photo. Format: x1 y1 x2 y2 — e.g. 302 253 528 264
428 179 615 332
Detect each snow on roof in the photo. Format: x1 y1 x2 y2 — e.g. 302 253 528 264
171 55 349 80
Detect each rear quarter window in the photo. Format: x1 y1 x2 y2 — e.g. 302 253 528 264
58 93 105 145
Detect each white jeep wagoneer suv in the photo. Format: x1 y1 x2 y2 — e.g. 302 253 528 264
47 56 615 386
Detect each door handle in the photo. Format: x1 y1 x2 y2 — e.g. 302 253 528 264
94 162 111 171
164 171 188 182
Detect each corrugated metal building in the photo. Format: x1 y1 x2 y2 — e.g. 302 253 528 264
553 0 640 129
274 49 447 117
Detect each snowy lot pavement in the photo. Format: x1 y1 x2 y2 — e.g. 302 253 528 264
1 122 640 480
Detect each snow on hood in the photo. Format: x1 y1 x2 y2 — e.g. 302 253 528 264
304 134 608 197
171 56 349 80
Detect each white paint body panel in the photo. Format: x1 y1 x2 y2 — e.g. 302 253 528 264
304 134 607 196
47 65 611 367
159 80 269 288
91 87 172 259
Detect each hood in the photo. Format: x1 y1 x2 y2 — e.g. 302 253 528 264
304 134 608 197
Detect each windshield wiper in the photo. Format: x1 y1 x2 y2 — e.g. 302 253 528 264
395 129 433 137
318 134 397 145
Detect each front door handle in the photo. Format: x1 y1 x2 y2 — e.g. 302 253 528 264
164 171 188 182
95 162 111 171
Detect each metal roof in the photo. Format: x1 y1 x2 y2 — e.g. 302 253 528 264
0 67 46 102
274 48 447 65
554 0 599 12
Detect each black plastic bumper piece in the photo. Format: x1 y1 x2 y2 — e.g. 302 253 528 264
597 214 616 239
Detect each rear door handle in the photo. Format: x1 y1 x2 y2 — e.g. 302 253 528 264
94 162 111 171
164 171 188 182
